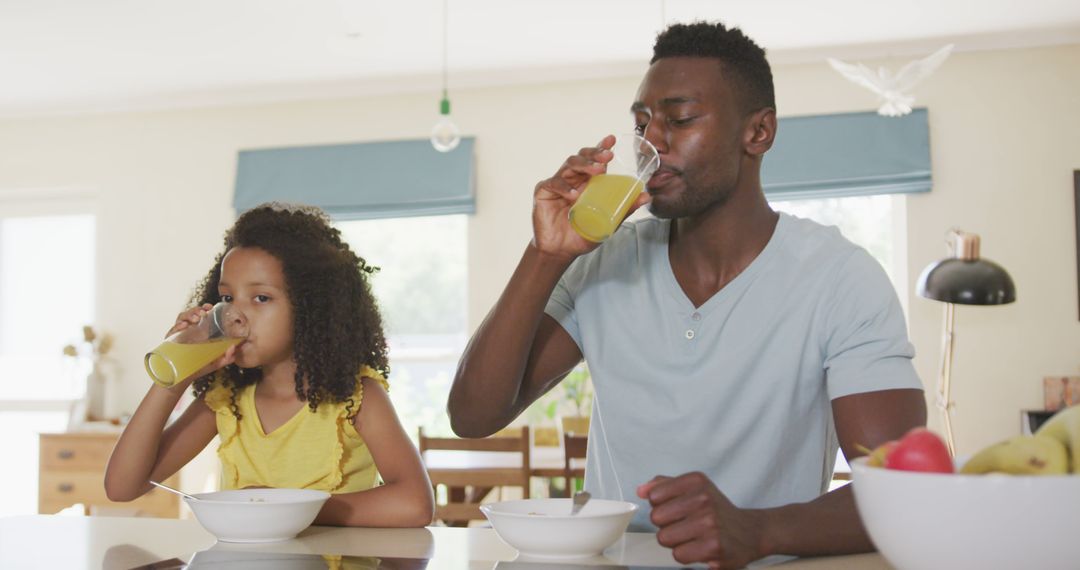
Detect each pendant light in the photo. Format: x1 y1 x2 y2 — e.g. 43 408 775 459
431 0 461 152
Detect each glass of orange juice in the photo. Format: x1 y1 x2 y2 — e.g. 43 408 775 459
144 302 249 387
568 133 660 242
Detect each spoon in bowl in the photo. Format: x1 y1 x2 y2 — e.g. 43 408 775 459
570 491 591 516
149 480 200 501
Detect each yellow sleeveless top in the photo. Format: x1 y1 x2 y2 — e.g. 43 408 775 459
203 366 388 493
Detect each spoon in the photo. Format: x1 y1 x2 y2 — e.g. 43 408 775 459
149 480 200 501
570 491 591 516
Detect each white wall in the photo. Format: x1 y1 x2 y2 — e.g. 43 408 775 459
1 43 1077 461
901 45 1080 453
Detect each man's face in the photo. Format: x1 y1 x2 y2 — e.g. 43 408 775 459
633 57 747 219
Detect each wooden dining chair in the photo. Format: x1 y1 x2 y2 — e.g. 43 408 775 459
418 426 531 526
562 431 588 497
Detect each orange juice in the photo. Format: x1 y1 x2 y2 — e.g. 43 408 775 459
568 174 644 242
144 337 243 387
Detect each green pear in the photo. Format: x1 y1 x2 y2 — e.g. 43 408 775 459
960 435 1069 475
1035 404 1080 473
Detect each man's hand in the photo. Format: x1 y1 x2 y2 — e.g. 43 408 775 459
637 473 766 569
531 134 651 261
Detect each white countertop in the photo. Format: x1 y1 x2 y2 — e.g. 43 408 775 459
0 515 892 569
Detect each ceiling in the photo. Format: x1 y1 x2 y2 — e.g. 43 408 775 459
3 0 1080 117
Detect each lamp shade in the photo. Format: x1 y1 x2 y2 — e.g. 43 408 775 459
917 230 1016 306
917 258 1016 305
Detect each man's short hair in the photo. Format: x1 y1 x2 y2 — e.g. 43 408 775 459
652 22 776 113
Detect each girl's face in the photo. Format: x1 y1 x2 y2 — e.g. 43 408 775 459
217 246 294 370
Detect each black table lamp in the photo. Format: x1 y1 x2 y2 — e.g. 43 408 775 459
916 230 1016 456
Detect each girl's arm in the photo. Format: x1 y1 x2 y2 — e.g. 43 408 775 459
104 382 218 501
315 377 435 527
105 305 230 502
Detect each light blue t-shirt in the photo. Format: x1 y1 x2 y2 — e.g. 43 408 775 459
545 213 922 531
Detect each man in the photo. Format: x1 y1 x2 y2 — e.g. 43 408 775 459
448 22 926 568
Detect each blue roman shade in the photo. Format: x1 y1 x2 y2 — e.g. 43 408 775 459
762 109 931 200
233 137 475 220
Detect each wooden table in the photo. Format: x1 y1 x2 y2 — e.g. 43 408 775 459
422 445 568 477
423 445 585 511
426 447 835 483
0 515 894 569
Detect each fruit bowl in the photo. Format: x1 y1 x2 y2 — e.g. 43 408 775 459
480 498 637 559
851 457 1080 570
184 488 330 543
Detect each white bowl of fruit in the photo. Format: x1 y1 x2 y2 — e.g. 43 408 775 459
851 406 1080 570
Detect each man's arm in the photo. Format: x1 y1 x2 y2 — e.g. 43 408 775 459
753 388 927 557
449 135 648 438
639 388 926 567
447 245 584 437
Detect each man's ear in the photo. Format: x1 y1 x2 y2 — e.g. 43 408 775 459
744 107 777 157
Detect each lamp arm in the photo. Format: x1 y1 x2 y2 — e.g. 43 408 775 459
937 302 957 456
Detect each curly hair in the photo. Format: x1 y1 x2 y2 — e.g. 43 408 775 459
652 21 775 114
190 202 389 421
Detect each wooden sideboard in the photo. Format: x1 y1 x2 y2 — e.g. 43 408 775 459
38 431 179 518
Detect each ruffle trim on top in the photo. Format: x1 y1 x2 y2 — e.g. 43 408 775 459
360 364 390 394
203 377 241 489
326 365 388 492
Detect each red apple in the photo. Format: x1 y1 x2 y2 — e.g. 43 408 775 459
883 428 954 474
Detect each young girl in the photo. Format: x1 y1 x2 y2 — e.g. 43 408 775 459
105 203 434 527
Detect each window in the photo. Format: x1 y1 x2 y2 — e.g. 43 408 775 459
0 214 96 399
336 214 467 440
0 201 96 516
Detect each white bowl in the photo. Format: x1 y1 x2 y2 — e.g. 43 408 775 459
851 457 1080 570
480 498 637 559
184 488 331 543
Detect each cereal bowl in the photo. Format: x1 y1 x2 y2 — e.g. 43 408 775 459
480 498 637 559
184 488 330 543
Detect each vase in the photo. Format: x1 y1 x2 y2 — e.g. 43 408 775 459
85 363 108 421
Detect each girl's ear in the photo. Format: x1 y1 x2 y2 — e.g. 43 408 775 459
744 107 777 158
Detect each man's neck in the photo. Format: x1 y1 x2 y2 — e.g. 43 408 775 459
668 188 779 307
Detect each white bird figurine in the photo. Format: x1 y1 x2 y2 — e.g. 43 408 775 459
827 44 954 117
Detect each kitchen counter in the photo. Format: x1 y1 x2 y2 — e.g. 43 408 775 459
0 515 893 569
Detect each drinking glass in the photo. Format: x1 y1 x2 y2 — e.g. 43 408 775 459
567 133 660 242
144 302 249 387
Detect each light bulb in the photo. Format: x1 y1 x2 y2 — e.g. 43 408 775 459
431 95 461 153
431 116 461 153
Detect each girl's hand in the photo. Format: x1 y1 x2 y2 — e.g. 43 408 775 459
159 304 238 389
165 304 214 338
160 342 237 392
185 342 238 384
